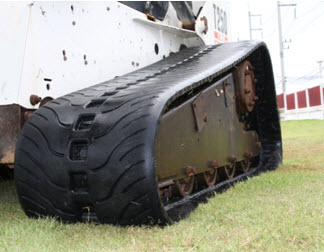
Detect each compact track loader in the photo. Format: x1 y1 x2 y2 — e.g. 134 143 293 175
1 2 282 225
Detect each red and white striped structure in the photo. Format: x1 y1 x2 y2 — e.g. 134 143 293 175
277 85 324 120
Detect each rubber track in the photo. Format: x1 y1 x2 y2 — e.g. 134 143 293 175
15 41 282 225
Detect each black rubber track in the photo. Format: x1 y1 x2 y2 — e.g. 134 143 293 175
14 41 282 225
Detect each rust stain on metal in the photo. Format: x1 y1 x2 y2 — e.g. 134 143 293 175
243 151 253 159
24 111 33 121
227 155 237 163
244 88 251 94
0 105 20 165
146 13 155 21
233 60 257 114
208 160 219 169
244 69 251 75
185 166 196 177
1 149 15 165
203 114 208 122
30 94 42 106
192 91 212 131
181 23 195 31
0 105 36 165
200 16 208 34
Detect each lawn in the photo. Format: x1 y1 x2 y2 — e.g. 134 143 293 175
0 120 323 251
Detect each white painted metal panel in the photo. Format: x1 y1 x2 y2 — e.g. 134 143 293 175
0 2 30 104
195 1 231 45
2 2 205 108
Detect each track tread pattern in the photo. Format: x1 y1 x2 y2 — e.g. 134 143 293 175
27 122 64 157
17 148 65 191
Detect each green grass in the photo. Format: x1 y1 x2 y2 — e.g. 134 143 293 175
1 120 323 251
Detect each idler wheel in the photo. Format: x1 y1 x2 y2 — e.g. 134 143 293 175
174 176 194 197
